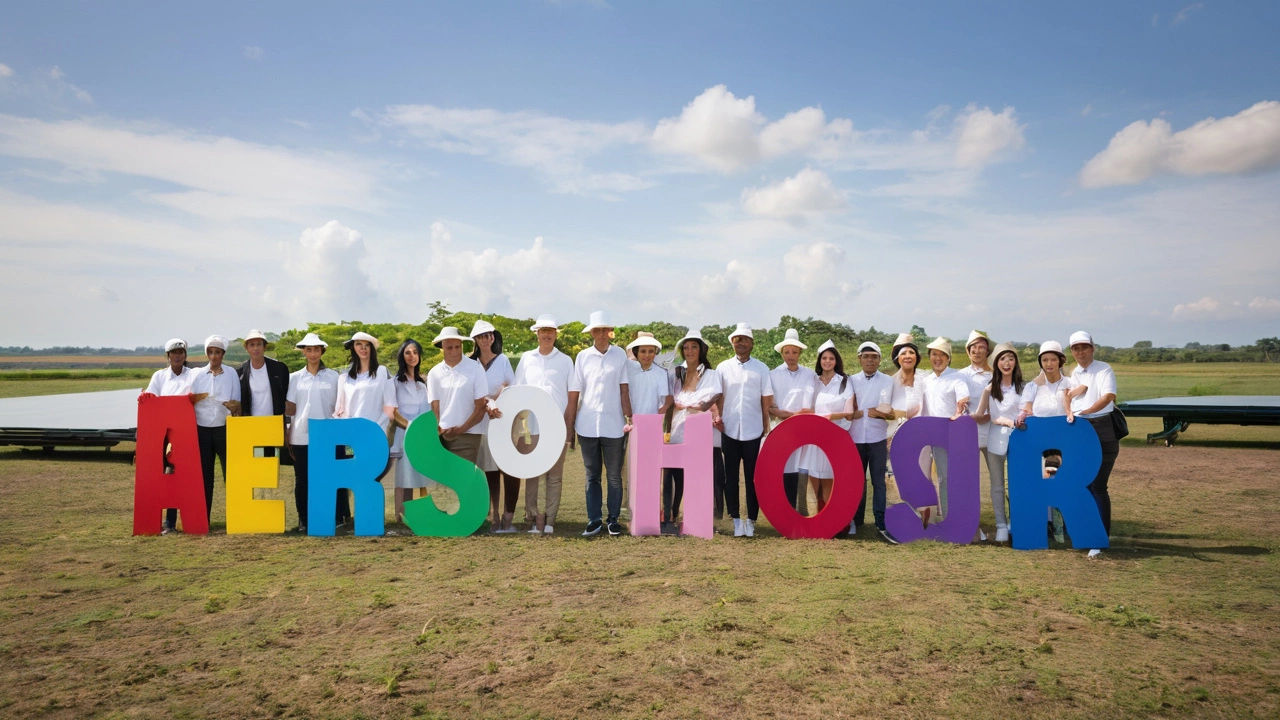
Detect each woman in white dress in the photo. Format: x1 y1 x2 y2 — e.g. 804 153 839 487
664 331 722 533
334 331 396 527
470 320 519 533
801 341 856 519
973 342 1026 543
389 339 434 525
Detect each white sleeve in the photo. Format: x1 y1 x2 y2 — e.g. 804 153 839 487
569 355 584 393
1098 366 1117 396
427 369 441 404
146 370 163 395
954 376 970 400
761 367 774 397
472 367 489 401
381 368 396 408
286 374 298 404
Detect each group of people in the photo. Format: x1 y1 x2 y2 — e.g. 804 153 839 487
144 314 1119 557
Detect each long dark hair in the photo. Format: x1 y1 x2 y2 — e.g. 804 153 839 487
395 339 424 384
346 341 381 380
990 350 1025 402
469 328 504 365
815 347 848 393
892 343 919 370
675 338 710 384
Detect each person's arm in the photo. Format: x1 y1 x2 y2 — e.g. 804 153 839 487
1062 386 1075 423
565 391 579 450
953 380 970 420
430 400 444 436
759 393 772 435
333 375 348 418
620 383 633 424
452 398 487 436
974 387 992 423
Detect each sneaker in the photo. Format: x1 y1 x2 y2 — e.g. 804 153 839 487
298 525 307 535
995 527 1009 543
733 518 744 537
976 528 988 542
495 526 516 534
582 520 603 537
880 528 899 544
527 526 542 534
607 520 622 536
160 525 172 535
660 521 678 536
543 525 554 535
1086 548 1103 559
848 521 857 536
744 519 755 537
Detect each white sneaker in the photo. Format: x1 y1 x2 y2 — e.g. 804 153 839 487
543 525 554 535
733 518 744 537
995 527 1009 543
1087 548 1103 559
848 521 857 536
527 526 541 534
744 519 755 537
976 528 988 542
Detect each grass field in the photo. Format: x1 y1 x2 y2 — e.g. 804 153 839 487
0 364 1277 717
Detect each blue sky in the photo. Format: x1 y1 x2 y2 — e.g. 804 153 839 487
2 1 1278 347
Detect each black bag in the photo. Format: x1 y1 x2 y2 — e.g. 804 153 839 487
1110 407 1129 440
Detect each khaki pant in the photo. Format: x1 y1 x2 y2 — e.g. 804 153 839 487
442 433 483 464
521 435 567 525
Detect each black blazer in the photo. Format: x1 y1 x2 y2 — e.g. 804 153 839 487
238 356 290 416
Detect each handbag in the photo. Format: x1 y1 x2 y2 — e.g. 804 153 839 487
1109 407 1129 440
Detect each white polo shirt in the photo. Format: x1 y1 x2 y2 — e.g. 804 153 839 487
770 363 816 473
958 364 993 447
1069 360 1117 418
476 353 516 434
919 367 970 418
627 361 670 417
716 356 773 441
336 366 396 430
1022 375 1078 418
286 367 339 446
146 366 195 397
514 346 574 435
427 357 489 434
572 344 629 439
850 370 895 444
191 365 242 428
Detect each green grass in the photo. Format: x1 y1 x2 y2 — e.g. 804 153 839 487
0 368 154 381
0 377 146 399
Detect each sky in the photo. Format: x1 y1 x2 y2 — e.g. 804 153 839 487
1 1 1278 349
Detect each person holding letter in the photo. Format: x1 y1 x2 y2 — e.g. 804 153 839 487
284 333 339 534
768 328 816 513
145 338 198 534
801 341 856 525
190 335 242 525
513 314 574 535
334 331 396 527
665 330 722 534
1068 330 1118 560
716 323 774 538
849 341 895 539
389 339 433 526
973 342 1025 543
470 320 520 533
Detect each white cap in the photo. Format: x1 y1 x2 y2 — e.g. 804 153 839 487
1038 340 1065 358
203 335 228 352
343 331 380 350
243 329 270 345
529 314 559 332
431 326 472 348
774 328 807 352
816 339 837 354
164 338 187 353
728 323 753 341
626 332 662 351
469 320 497 338
1069 331 1095 348
295 333 328 349
926 337 953 358
582 310 614 333
857 341 881 356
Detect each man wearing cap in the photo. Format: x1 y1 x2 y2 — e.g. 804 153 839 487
512 315 575 535
237 330 290 459
850 341 895 537
716 323 774 537
566 311 633 537
191 335 243 525
145 338 198 534
917 337 970 523
767 328 816 512
1068 331 1119 559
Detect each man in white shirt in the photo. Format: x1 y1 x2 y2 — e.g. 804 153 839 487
716 323 774 537
1069 330 1119 559
917 337 970 522
237 329 290 460
145 338 197 534
767 329 815 513
513 314 575 535
566 311 633 537
190 335 243 525
426 327 490 464
849 342 895 537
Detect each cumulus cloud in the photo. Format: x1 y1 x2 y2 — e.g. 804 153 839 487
1171 3 1203 26
376 104 651 198
698 259 762 304
953 104 1026 168
423 222 553 313
282 221 384 319
1080 101 1280 188
741 168 847 217
0 64 13 78
0 114 380 219
783 242 862 302
243 46 266 61
1248 296 1280 313
652 85 765 172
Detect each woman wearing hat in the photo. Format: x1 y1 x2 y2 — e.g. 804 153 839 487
144 338 198 533
973 342 1026 543
334 331 396 526
426 327 490 475
801 341 856 520
190 335 243 526
665 330 722 533
625 333 671 419
1067 330 1118 559
469 320 519 533
513 314 574 535
1022 340 1083 544
285 333 339 533
916 337 970 527
389 339 433 526
768 328 816 512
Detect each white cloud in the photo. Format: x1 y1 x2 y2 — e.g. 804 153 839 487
952 104 1027 168
783 241 862 302
281 221 385 320
377 103 651 198
1080 101 1280 187
698 259 762 305
1248 297 1280 314
0 114 379 219
422 222 553 313
1081 103 1093 117
0 64 13 78
759 107 829 158
243 46 266 61
1171 296 1222 319
48 66 65 80
651 85 764 172
1171 3 1203 26
741 168 847 217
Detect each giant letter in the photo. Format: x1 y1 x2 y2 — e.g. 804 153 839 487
401 411 490 537
485 386 567 479
306 418 389 537
756 415 863 539
628 412 714 538
133 395 208 535
884 416 980 544
225 415 286 534
1007 416 1108 551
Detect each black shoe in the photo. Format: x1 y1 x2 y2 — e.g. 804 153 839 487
582 520 603 537
660 521 678 536
607 519 623 536
880 529 899 544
